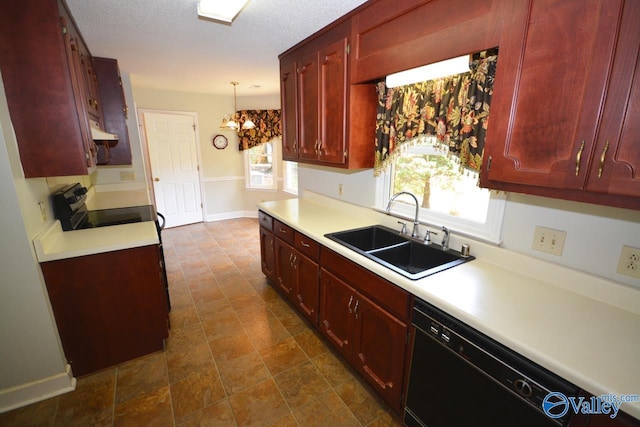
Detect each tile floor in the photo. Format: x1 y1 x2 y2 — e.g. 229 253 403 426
0 218 402 426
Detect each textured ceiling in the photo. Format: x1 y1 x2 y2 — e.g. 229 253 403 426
65 0 369 96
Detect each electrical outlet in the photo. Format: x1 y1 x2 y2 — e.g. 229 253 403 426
120 171 136 181
617 245 640 279
338 183 343 197
532 226 566 256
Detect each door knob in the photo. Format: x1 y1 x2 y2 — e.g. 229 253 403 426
154 177 160 182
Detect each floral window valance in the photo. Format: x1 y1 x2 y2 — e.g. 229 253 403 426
374 49 499 176
237 109 282 151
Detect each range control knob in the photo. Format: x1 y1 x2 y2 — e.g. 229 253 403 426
514 379 533 398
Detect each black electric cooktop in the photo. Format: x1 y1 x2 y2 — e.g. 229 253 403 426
80 205 157 229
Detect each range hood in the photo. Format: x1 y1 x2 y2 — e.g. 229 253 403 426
89 119 118 141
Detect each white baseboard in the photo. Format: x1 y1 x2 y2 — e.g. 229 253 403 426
205 210 259 222
0 364 76 413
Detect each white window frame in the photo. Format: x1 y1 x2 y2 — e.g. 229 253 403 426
282 160 298 195
374 159 506 245
244 139 278 190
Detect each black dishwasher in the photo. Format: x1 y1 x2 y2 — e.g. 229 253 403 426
404 298 578 427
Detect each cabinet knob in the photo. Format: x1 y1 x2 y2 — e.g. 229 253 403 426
154 177 160 182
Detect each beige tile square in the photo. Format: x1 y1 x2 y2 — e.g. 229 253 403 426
228 379 290 427
209 329 256 365
273 361 331 410
294 329 328 359
258 337 308 376
116 352 168 404
217 351 270 395
175 399 236 426
170 368 226 421
54 369 116 426
311 350 355 388
166 340 215 384
0 396 60 427
334 377 389 425
113 385 173 427
292 390 360 427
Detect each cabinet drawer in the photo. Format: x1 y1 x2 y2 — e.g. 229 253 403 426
259 210 273 231
274 220 294 244
320 246 411 321
295 233 319 260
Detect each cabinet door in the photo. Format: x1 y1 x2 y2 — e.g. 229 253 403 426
483 0 619 190
319 269 355 359
295 252 319 326
79 49 101 120
275 239 296 301
41 245 168 376
62 27 96 170
280 55 298 161
318 37 348 165
352 294 408 412
259 227 276 282
297 49 320 161
584 0 640 199
94 57 133 165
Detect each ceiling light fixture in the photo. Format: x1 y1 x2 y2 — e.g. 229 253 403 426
197 0 251 25
385 55 471 88
220 82 255 132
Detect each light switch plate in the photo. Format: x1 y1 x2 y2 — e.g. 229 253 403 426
617 245 640 279
532 226 566 256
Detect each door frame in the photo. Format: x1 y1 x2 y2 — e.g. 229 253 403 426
137 109 206 223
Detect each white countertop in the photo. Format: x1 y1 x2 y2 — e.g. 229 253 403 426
33 186 158 262
258 192 640 420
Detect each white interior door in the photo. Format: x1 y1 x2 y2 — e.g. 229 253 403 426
143 111 203 228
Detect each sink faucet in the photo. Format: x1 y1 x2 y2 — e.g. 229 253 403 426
441 226 450 250
386 191 420 238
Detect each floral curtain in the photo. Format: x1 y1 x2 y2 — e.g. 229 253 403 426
374 49 498 175
237 109 282 150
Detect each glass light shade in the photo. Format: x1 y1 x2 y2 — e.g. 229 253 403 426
385 55 470 88
242 119 256 130
197 0 251 24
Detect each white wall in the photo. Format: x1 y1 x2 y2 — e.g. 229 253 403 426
0 74 74 412
131 87 294 219
297 165 640 289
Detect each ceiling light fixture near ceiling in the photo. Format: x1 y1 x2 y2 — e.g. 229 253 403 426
197 0 251 25
221 82 255 132
385 55 471 88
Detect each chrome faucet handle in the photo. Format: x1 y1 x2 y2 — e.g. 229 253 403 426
441 226 450 250
397 221 407 235
423 229 438 244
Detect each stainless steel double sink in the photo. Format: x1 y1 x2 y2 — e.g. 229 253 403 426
325 225 474 280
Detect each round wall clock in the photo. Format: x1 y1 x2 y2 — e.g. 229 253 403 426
212 134 228 149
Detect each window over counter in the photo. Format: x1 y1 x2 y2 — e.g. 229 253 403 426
283 161 298 195
375 138 506 244
245 140 276 190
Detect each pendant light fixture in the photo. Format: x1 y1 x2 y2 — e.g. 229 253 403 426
220 82 255 132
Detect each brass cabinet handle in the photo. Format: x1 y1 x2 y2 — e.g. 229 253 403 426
353 299 360 319
348 295 354 313
598 140 610 178
575 140 585 176
300 240 311 248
